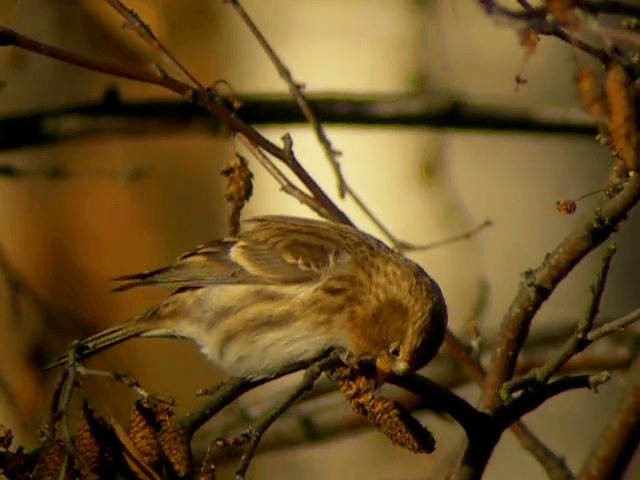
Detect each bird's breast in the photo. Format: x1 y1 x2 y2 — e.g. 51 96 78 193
170 284 343 378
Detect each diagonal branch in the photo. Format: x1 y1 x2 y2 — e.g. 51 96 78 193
0 23 352 225
578 355 640 480
103 0 204 89
479 174 640 414
500 244 617 399
225 0 345 197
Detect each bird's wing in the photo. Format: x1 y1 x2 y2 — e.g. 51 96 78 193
113 216 356 291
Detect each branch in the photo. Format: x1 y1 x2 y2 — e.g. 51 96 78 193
0 94 599 153
500 244 617 399
225 0 345 196
480 174 640 414
180 355 342 438
588 307 640 343
443 331 575 480
0 23 352 225
578 355 640 480
103 0 204 89
232 362 324 479
477 1 640 76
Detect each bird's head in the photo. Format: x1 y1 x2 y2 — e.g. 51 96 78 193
349 275 447 385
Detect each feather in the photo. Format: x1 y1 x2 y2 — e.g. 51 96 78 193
113 216 363 291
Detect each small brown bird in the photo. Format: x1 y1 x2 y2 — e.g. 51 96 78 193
48 216 447 382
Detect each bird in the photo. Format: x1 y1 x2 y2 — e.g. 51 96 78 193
47 216 447 383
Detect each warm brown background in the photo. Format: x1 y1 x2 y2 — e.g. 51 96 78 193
0 1 638 479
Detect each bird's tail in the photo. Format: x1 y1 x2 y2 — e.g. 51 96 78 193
45 321 150 370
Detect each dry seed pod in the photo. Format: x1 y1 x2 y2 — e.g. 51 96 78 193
222 154 253 205
221 153 254 235
547 0 580 29
32 438 73 480
1 447 32 480
366 396 436 453
576 66 606 120
129 400 162 470
156 407 193 478
0 424 14 450
606 63 638 173
333 366 435 453
556 200 577 215
518 27 539 57
74 401 117 477
111 417 162 480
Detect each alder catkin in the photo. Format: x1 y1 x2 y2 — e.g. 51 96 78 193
333 366 435 453
128 400 162 469
606 63 638 173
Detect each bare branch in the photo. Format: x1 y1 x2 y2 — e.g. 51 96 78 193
443 331 574 480
500 244 617 399
588 307 640 343
103 0 204 89
578 355 640 480
237 134 337 221
480 174 640 414
233 363 323 479
0 94 600 153
225 0 345 197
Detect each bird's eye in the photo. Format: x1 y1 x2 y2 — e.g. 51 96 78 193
388 343 401 358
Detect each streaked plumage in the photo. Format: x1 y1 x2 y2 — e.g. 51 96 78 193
48 216 447 381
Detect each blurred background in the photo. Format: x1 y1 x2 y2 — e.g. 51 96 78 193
0 0 638 478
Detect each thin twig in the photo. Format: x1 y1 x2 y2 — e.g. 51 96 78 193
500 244 617 399
180 355 342 438
234 363 324 479
480 174 640 414
225 0 345 197
588 307 640 342
501 372 612 427
226 0 468 249
466 277 491 360
0 23 353 224
578 355 640 480
477 1 639 73
103 0 204 89
574 0 640 17
236 134 335 220
74 366 165 403
510 422 575 480
0 25 179 89
401 220 493 252
55 349 81 454
443 331 575 480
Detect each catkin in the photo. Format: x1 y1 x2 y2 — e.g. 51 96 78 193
606 63 638 173
333 366 435 453
129 400 163 469
155 404 194 478
32 439 73 480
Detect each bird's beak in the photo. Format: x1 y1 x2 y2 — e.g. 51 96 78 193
373 359 411 386
374 356 393 387
392 360 410 376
